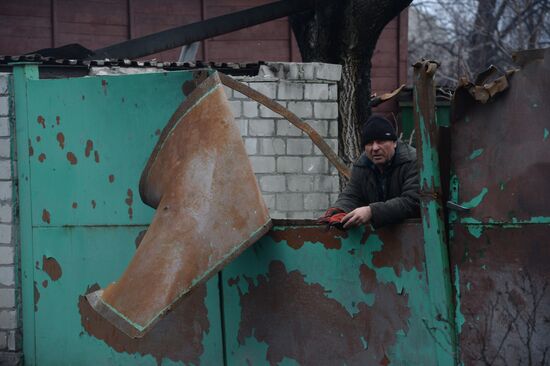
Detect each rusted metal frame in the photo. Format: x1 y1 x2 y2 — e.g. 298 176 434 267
91 0 316 60
219 72 351 179
413 60 456 365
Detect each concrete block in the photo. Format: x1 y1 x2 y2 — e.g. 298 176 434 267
0 331 6 349
314 138 338 155
330 193 340 205
304 83 329 100
249 82 276 99
232 89 247 99
287 102 312 119
248 119 275 136
314 175 340 192
0 98 8 117
243 138 257 155
304 193 329 210
262 194 276 210
276 120 301 136
235 119 248 136
287 175 314 192
0 138 10 159
0 74 9 95
0 289 15 308
7 330 19 351
259 175 286 192
328 84 338 100
269 211 287 219
314 102 338 119
0 182 11 201
276 157 302 173
287 211 315 219
0 161 11 180
276 193 303 211
0 118 9 137
259 104 283 118
0 204 11 224
0 310 17 330
228 100 242 118
223 85 233 99
0 266 14 287
249 156 275 173
0 224 11 244
302 64 315 80
259 138 285 155
303 157 328 174
305 120 328 137
0 247 13 265
329 120 338 137
287 138 312 155
277 82 304 100
315 63 342 81
243 101 259 118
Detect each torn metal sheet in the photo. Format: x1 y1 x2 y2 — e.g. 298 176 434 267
87 72 272 338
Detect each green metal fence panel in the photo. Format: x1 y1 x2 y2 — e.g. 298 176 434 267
14 64 223 366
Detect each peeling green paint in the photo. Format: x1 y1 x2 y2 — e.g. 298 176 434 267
461 187 488 209
499 181 505 190
466 225 483 238
466 282 471 291
544 128 549 141
453 266 465 335
468 148 483 160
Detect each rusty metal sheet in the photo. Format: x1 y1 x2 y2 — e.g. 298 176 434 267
450 48 550 222
87 72 272 338
451 224 550 365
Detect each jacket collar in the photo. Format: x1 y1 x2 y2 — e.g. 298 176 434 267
353 141 416 169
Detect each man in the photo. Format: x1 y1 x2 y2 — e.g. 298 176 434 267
318 115 420 229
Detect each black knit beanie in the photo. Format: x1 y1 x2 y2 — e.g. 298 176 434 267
361 115 397 145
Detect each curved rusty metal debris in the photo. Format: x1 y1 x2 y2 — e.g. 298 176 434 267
87 72 272 338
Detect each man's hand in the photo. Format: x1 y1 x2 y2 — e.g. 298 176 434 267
341 206 372 229
317 207 345 225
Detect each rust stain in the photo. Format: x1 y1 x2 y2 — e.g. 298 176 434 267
227 276 240 287
101 79 108 95
56 132 65 149
182 80 196 96
235 260 410 365
267 226 346 250
371 225 425 276
37 115 45 128
134 230 147 249
42 280 48 288
78 283 209 365
85 140 93 157
56 116 60 125
67 152 77 165
42 255 62 281
125 189 133 220
36 136 41 142
28 139 34 156
108 174 115 183
42 209 51 224
91 200 96 209
155 129 161 136
94 150 100 163
34 281 40 312
72 202 78 209
38 153 46 162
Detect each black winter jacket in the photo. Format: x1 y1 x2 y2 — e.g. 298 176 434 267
334 142 420 228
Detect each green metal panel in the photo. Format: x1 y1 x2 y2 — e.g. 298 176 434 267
14 65 223 365
399 101 450 142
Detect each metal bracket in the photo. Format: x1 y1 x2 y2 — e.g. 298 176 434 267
446 201 470 213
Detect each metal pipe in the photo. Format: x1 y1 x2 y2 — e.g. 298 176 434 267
91 0 315 60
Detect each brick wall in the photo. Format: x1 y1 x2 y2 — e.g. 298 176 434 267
0 73 21 360
225 62 341 219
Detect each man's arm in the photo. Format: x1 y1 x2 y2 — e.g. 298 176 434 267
333 166 366 213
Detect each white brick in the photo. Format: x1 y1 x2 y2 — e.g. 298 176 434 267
287 138 312 155
223 85 233 98
232 90 247 99
228 100 242 118
314 138 338 155
329 120 339 137
7 330 17 350
0 247 13 265
287 102 312 118
305 120 328 137
0 97 8 117
259 138 285 155
0 266 14 286
0 160 11 179
269 211 287 219
287 175 314 192
0 181 11 201
304 193 330 210
262 194 276 210
315 63 342 81
0 310 17 329
0 204 11 223
0 224 11 244
276 120 301 136
276 157 302 173
0 117 9 137
0 138 10 159
243 138 257 155
314 175 340 192
0 74 9 95
0 331 6 349
277 82 304 100
243 101 259 118
0 289 15 308
248 119 275 136
287 211 315 219
303 157 328 174
249 157 275 173
330 193 340 205
328 84 338 100
314 102 338 119
276 193 303 211
259 175 286 192
249 82 276 98
235 119 248 136
259 105 282 118
304 83 329 100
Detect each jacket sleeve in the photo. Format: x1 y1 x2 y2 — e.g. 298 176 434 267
334 166 366 213
369 160 420 228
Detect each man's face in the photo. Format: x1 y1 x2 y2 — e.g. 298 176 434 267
365 140 397 166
